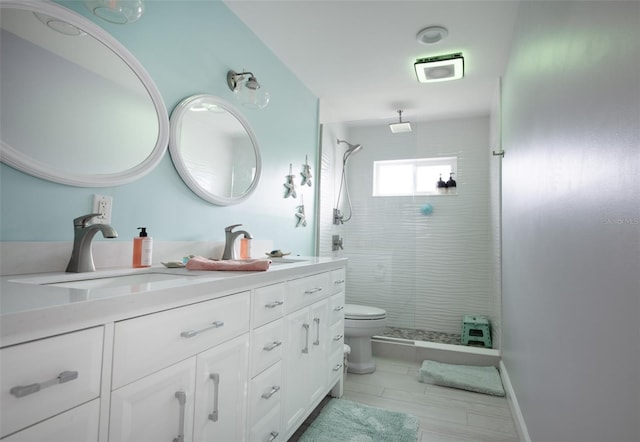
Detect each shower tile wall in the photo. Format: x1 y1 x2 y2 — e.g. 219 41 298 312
319 116 501 348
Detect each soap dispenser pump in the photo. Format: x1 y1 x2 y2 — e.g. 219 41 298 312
132 227 153 268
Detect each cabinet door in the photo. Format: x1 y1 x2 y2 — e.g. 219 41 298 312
193 334 249 442
109 358 196 442
282 307 311 432
308 299 329 404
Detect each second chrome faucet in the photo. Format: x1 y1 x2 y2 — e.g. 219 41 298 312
222 224 252 260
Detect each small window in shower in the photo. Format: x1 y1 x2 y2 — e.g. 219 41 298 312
372 156 457 196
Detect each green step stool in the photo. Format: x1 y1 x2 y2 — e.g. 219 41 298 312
461 315 492 348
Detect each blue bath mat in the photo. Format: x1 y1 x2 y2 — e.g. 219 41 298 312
298 398 419 442
419 360 505 396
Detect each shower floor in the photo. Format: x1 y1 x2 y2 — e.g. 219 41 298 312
380 326 461 345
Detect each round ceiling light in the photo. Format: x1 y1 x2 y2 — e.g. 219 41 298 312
416 26 448 45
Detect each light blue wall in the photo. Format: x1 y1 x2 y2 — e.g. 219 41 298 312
1 0 319 254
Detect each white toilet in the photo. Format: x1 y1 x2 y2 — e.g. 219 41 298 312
344 304 386 374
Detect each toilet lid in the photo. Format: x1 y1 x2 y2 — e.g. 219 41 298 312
344 304 386 320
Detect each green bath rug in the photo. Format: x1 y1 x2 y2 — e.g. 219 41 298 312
419 360 505 396
298 398 419 442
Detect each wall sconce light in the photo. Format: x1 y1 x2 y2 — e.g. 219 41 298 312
389 110 412 133
227 70 270 109
84 0 144 24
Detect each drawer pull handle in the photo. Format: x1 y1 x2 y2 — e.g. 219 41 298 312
265 300 284 309
334 279 345 285
333 334 344 341
333 305 344 312
173 391 186 442
10 370 78 398
313 317 321 346
333 363 343 372
267 431 279 442
263 340 282 351
302 323 309 354
209 373 220 422
304 287 322 295
261 385 281 399
180 321 224 338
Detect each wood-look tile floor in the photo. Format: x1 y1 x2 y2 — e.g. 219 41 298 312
292 356 520 442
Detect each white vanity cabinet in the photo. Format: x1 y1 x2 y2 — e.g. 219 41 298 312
0 258 347 442
0 327 104 440
109 292 251 442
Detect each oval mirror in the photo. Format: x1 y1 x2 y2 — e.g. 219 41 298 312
0 0 169 187
169 95 261 206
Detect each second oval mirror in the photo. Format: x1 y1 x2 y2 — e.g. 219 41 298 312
169 95 261 205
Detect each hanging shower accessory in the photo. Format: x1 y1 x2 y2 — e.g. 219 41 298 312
333 139 363 224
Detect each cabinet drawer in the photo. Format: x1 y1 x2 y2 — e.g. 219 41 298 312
0 327 103 437
329 292 345 325
253 283 285 328
113 292 250 389
330 268 346 294
329 320 345 354
251 319 284 377
249 361 282 427
251 405 282 442
328 346 345 384
3 399 100 442
285 272 330 313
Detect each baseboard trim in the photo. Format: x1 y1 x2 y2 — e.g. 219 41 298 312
499 361 530 442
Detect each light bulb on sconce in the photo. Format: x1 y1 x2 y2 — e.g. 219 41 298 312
227 70 270 109
84 0 144 24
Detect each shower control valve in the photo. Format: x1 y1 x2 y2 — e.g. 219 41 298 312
332 235 343 251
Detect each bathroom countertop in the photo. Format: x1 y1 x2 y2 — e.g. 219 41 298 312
0 256 347 347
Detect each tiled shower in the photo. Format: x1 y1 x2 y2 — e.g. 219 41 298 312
317 115 502 349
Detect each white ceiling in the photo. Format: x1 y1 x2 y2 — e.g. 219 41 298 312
224 0 520 125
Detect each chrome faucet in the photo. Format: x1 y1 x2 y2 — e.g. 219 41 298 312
66 213 118 273
222 224 252 260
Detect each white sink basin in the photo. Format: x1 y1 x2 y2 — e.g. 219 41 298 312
44 272 196 290
269 258 308 265
9 271 198 291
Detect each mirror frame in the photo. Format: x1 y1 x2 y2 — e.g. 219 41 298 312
169 95 262 206
0 0 170 187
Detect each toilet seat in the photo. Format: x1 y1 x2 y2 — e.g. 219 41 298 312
344 304 386 320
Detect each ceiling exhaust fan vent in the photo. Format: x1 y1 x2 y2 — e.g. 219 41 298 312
414 52 464 83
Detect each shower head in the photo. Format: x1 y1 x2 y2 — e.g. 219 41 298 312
337 139 362 163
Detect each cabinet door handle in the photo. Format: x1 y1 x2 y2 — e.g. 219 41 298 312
304 287 322 295
302 323 309 354
180 321 224 338
10 370 78 398
265 300 284 309
261 385 281 399
332 363 343 372
333 305 344 312
173 391 186 442
334 279 345 285
263 340 282 351
267 431 279 442
313 317 321 346
208 373 220 422
333 334 344 341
